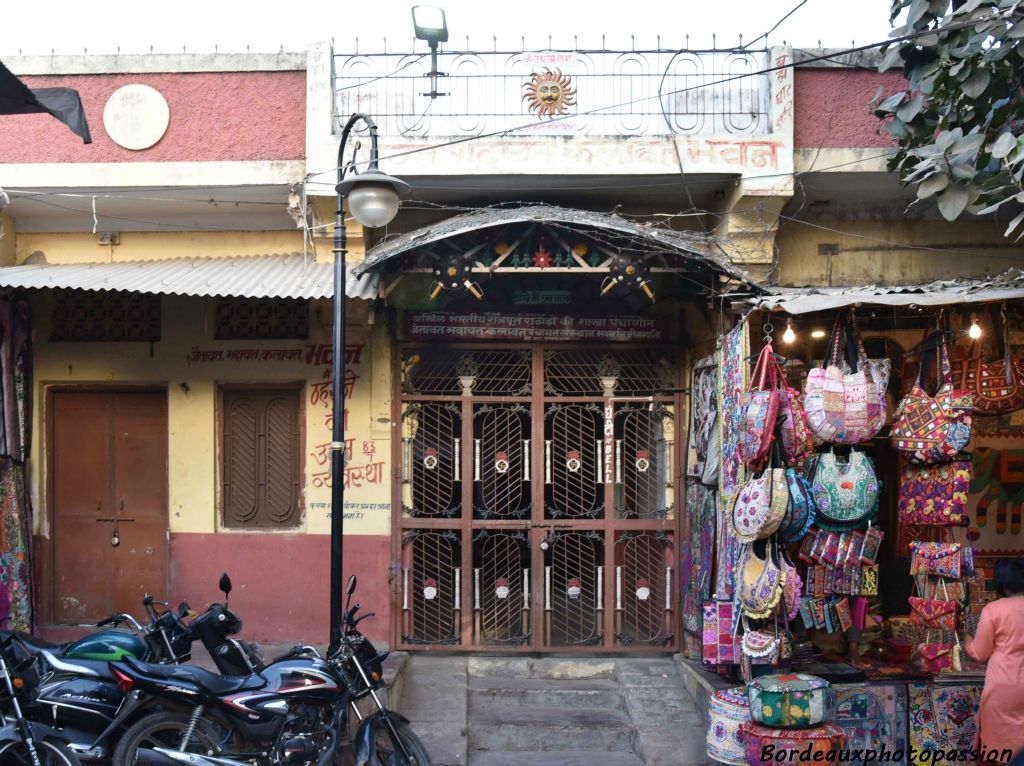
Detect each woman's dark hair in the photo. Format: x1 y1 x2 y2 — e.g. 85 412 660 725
994 558 1024 598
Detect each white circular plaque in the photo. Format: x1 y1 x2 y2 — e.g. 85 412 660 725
102 84 170 150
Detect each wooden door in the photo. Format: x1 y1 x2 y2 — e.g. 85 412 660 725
51 391 168 624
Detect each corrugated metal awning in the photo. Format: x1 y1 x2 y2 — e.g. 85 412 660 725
0 254 380 299
756 275 1024 314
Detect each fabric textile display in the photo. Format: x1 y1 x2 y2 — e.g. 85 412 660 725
715 321 749 599
684 482 716 634
832 685 908 766
0 297 32 632
907 683 981 765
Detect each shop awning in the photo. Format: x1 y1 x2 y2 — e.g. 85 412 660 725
756 274 1024 315
0 254 380 300
354 204 753 284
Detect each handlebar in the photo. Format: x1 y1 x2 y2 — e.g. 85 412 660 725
96 613 146 632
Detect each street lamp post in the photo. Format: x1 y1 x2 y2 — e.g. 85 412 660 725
330 113 410 645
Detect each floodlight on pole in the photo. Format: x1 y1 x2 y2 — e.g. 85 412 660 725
412 5 449 99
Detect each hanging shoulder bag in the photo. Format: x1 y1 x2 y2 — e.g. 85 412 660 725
951 303 1024 415
898 461 971 527
810 450 879 529
891 333 973 464
779 468 816 543
737 539 785 620
738 343 781 465
732 467 789 545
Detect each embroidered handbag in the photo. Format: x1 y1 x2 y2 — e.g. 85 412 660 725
737 539 785 620
914 642 954 673
707 687 750 766
909 541 964 578
951 304 1024 415
909 597 958 631
703 601 742 665
914 577 966 601
747 673 836 729
891 334 973 464
778 384 814 463
780 552 803 621
780 469 816 543
811 450 879 529
732 468 788 544
861 565 879 596
738 344 782 465
740 626 786 683
898 461 970 527
739 721 846 766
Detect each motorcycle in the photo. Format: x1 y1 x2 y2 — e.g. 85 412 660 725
0 632 82 766
9 575 259 762
114 575 430 766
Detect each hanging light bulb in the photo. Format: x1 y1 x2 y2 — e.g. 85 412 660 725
782 320 796 344
969 314 982 339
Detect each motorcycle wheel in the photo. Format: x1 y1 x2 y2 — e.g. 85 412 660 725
112 712 220 766
370 721 431 766
0 737 82 766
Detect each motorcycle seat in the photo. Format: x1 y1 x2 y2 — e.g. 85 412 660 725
15 632 70 657
121 656 267 695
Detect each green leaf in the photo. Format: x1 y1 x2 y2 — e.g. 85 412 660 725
897 93 926 121
917 172 950 198
875 92 906 115
888 118 912 139
1006 209 1024 238
961 68 991 97
937 184 970 220
951 162 977 180
991 132 1018 159
952 133 986 157
1009 20 1024 39
879 45 904 72
908 0 929 23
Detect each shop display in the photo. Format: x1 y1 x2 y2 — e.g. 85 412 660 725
707 687 751 766
736 540 784 619
907 683 981 764
738 344 782 465
833 685 908 765
909 541 966 579
703 600 742 665
747 673 836 729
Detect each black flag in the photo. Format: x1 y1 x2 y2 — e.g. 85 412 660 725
0 60 92 143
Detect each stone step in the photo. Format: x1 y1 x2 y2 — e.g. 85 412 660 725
469 751 646 766
467 657 616 680
468 704 635 752
468 677 622 708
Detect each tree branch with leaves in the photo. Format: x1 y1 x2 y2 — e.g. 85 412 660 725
875 0 1024 236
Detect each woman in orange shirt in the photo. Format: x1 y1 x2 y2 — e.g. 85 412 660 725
967 558 1024 764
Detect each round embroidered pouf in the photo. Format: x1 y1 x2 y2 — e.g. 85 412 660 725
707 686 750 765
739 721 846 765
746 673 836 729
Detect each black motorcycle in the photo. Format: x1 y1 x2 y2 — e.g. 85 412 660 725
113 575 430 766
11 576 259 762
0 632 82 766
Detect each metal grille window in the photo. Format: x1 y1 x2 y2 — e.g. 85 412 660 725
222 388 301 529
402 531 461 645
401 349 531 395
402 403 461 517
544 350 674 395
615 405 674 519
473 532 530 645
545 532 603 646
50 290 160 342
615 533 673 646
215 298 309 340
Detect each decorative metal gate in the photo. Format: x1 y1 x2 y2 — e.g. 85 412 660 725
396 345 680 652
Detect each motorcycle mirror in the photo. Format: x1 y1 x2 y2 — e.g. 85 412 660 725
346 575 357 596
219 573 232 601
178 602 192 618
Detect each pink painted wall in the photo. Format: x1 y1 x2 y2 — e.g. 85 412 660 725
794 69 906 149
169 533 391 645
1 71 305 163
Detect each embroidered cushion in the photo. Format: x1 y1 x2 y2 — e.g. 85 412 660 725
747 673 836 729
707 687 749 766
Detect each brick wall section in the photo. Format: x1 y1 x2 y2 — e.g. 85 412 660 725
794 68 906 149
1 71 305 162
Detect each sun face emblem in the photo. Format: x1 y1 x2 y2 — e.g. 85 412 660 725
523 68 576 118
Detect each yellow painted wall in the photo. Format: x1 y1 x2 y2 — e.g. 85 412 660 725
0 213 14 266
29 291 391 540
775 218 1024 287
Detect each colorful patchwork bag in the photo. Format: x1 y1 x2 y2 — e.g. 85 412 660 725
951 304 1024 415
891 334 973 464
739 721 847 765
811 450 879 529
778 384 814 464
780 552 803 621
732 468 788 544
707 687 750 766
747 673 836 729
909 541 966 579
803 312 888 446
737 539 784 620
738 344 782 465
898 461 970 527
780 469 816 542
702 601 742 665
908 597 958 632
